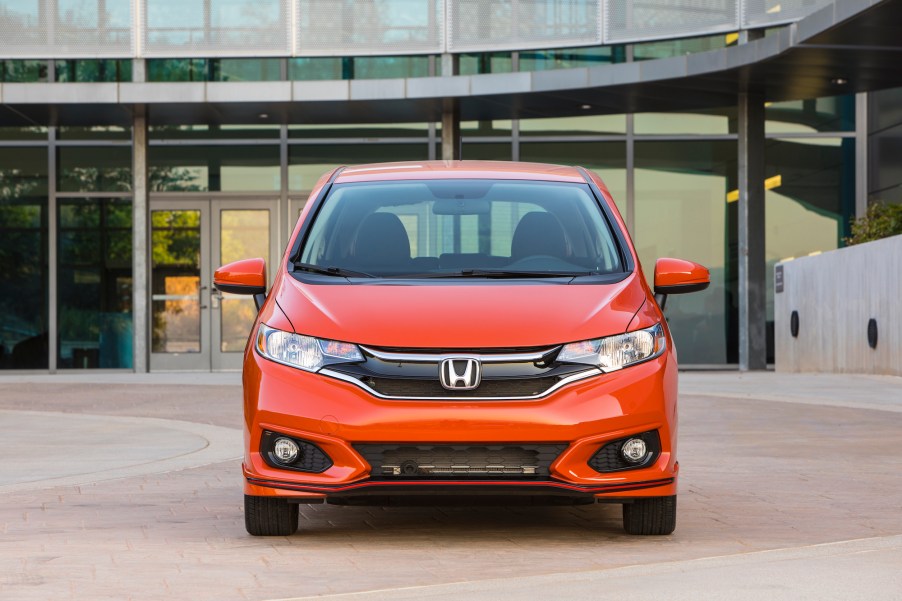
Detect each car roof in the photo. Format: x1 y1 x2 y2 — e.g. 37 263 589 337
334 161 587 184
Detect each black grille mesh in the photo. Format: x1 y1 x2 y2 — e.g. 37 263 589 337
588 430 661 473
365 377 561 398
355 444 567 479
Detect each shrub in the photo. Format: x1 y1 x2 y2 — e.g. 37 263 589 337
845 202 902 246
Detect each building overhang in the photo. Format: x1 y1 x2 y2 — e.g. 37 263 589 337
2 0 901 127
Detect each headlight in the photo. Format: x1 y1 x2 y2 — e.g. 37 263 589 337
557 323 666 372
256 324 363 372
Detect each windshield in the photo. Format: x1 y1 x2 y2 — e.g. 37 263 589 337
297 179 625 278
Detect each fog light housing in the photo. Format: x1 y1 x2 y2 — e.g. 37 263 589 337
273 437 300 464
621 438 648 463
261 430 334 473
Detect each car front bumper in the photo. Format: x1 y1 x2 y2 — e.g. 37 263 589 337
242 348 679 501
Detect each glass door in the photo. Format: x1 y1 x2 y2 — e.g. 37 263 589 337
150 198 279 371
211 200 279 371
150 201 210 371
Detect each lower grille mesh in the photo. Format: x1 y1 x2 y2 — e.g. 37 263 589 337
355 444 567 480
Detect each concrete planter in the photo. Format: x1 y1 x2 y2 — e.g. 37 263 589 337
775 234 901 375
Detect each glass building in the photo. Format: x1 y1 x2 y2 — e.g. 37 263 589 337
0 0 899 373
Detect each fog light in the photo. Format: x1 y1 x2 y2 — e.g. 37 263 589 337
273 437 300 464
621 438 647 463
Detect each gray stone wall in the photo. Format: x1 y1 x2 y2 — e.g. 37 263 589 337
775 234 901 375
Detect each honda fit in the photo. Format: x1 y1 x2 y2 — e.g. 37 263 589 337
213 161 709 536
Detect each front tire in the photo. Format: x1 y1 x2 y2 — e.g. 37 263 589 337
622 495 676 535
245 494 299 536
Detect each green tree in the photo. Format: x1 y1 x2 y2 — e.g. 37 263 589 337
845 202 902 245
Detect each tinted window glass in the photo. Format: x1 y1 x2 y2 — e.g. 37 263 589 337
300 179 623 278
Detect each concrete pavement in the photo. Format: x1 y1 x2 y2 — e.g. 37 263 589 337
0 371 900 600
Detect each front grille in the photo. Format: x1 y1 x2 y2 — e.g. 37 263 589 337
355 444 567 480
364 376 561 398
588 430 661 473
327 345 597 400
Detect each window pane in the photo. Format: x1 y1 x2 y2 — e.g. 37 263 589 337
459 142 511 160
520 114 627 136
458 52 512 75
635 108 736 135
633 33 735 61
151 210 201 354
149 144 281 191
766 95 855 134
216 58 282 81
57 126 130 141
1 60 49 82
220 209 269 352
58 199 133 369
146 59 207 82
0 147 48 369
55 60 132 83
353 56 430 79
58 146 132 192
288 143 429 191
288 123 430 139
289 57 343 81
635 140 736 365
0 126 47 141
520 46 625 71
150 124 280 140
519 141 627 214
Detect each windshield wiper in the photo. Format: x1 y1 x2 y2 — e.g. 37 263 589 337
394 269 595 279
294 262 376 278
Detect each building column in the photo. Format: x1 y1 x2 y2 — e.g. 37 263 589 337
737 91 767 371
132 106 149 372
855 92 869 218
440 53 461 161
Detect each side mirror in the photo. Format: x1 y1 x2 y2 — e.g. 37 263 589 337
653 258 710 310
213 258 267 310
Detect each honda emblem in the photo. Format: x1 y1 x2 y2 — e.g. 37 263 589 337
439 357 482 390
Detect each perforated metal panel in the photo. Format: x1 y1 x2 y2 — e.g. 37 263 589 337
0 0 845 60
143 0 291 57
449 0 601 53
604 0 739 44
0 0 133 58
743 0 831 28
296 0 443 57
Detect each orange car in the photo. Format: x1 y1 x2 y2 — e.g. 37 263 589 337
214 161 709 536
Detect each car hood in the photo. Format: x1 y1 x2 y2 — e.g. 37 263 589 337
274 273 648 348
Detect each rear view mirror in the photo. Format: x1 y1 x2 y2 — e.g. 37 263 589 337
653 258 710 309
214 258 267 309
432 199 491 215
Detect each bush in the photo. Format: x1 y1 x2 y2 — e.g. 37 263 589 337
845 202 902 245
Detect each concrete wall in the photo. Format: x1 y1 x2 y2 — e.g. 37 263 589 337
775 234 901 375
